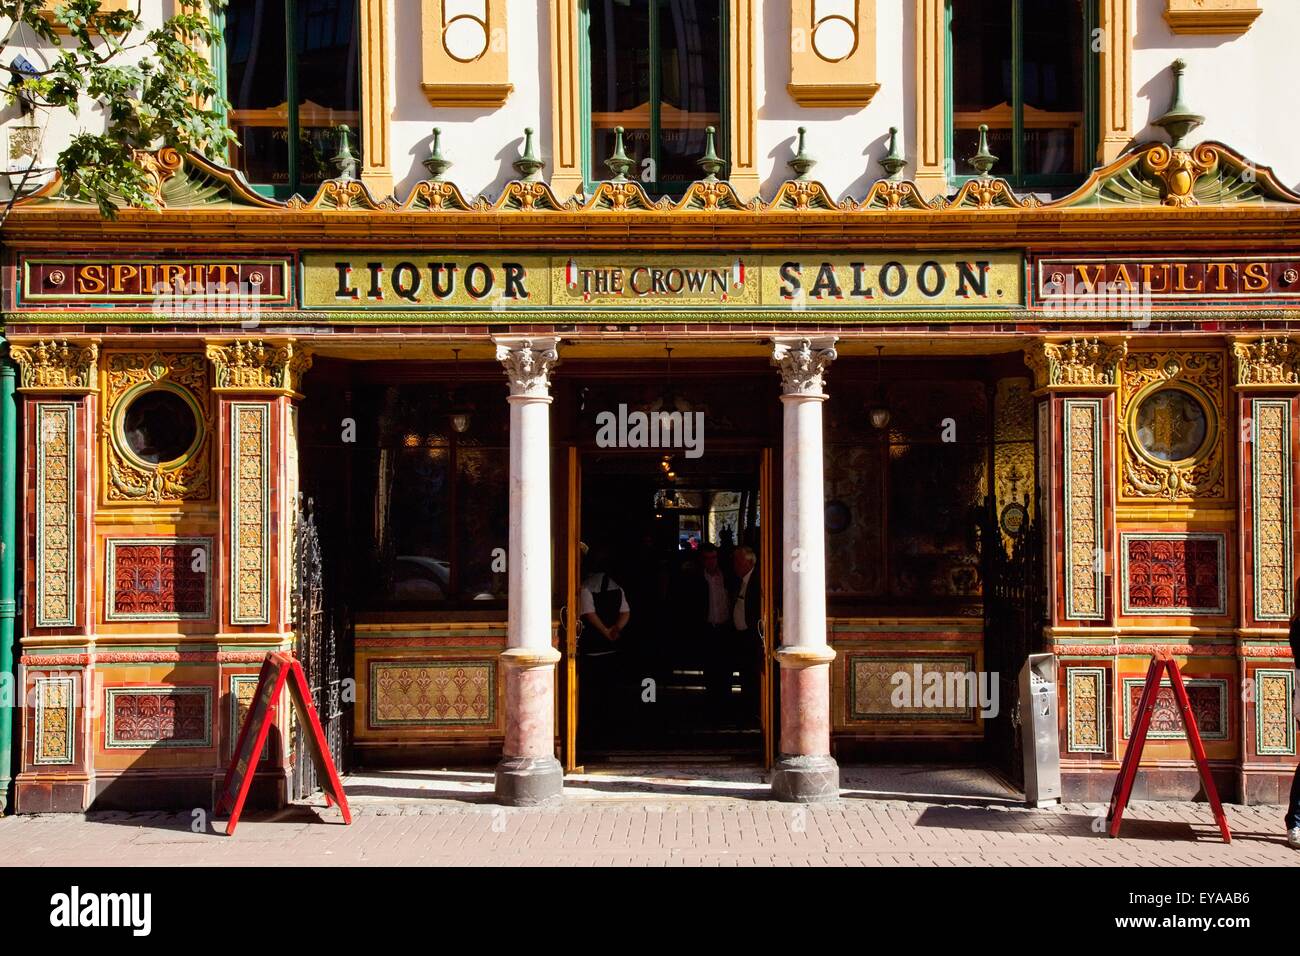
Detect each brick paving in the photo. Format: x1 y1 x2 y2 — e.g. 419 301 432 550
1 766 1296 866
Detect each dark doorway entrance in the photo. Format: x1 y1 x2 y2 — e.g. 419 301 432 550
575 449 765 762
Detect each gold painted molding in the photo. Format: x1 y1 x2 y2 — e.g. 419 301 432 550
11 339 99 393
1231 335 1300 390
422 0 512 108
1098 0 1133 164
549 0 584 201
913 0 947 199
360 0 394 195
1024 338 1126 393
206 340 312 396
788 1 879 108
1164 0 1261 35
727 0 760 200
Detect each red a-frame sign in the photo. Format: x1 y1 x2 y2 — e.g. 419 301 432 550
216 651 352 836
1106 649 1231 842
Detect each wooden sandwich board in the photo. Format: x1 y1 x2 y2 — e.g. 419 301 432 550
216 651 351 836
1106 649 1230 842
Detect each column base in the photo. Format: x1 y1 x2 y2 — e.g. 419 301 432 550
494 755 564 807
770 753 840 803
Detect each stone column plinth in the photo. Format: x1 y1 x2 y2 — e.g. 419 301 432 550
770 337 839 803
494 337 563 806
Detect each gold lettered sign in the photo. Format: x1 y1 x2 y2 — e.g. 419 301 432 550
760 252 1023 308
302 255 551 307
301 253 1025 311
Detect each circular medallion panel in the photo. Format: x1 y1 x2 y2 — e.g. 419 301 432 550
117 385 203 469
1132 385 1211 465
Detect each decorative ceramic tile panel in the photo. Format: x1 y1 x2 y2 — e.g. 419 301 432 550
1251 399 1292 621
106 537 213 621
35 402 76 627
230 402 270 625
369 661 495 727
847 656 978 721
34 676 75 764
1063 398 1104 620
105 686 212 749
1066 667 1107 753
1121 533 1226 615
226 673 272 762
1255 668 1296 756
1121 677 1229 741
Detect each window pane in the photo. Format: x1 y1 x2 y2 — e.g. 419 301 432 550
224 0 361 188
456 449 509 601
654 0 722 188
296 0 362 186
1022 0 1085 176
225 0 290 186
589 0 653 182
384 447 452 604
588 0 722 191
888 443 986 598
950 0 1012 177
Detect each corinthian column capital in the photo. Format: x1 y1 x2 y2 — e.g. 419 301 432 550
771 336 838 397
495 336 560 399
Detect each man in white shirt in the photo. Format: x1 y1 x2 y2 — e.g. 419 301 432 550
579 570 630 655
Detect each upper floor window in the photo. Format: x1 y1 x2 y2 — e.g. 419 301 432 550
949 0 1096 189
586 0 724 195
223 0 361 196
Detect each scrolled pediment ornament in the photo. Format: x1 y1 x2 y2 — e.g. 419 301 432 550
1142 142 1219 207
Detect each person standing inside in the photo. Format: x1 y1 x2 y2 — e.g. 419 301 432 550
693 544 732 714
729 546 763 726
577 545 631 746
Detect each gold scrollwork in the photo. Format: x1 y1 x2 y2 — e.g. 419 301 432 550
1142 142 1219 207
102 351 213 504
10 339 99 392
1119 350 1226 501
206 340 312 395
1024 338 1127 392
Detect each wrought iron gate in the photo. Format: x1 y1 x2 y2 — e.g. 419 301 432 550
291 494 349 800
979 490 1046 789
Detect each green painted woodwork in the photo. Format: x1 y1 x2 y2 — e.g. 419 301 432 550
945 0 1099 191
0 345 16 813
579 0 729 197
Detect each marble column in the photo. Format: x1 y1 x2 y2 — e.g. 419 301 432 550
770 337 840 803
494 336 564 806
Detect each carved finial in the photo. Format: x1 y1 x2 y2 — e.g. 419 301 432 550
788 126 816 181
330 124 358 181
697 126 725 182
423 127 452 181
879 126 907 181
969 124 998 179
512 127 545 183
1154 58 1204 149
605 126 633 182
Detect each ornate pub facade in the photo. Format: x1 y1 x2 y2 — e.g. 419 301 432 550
2 0 1299 812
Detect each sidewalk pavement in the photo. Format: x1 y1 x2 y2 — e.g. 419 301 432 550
1 765 1296 866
